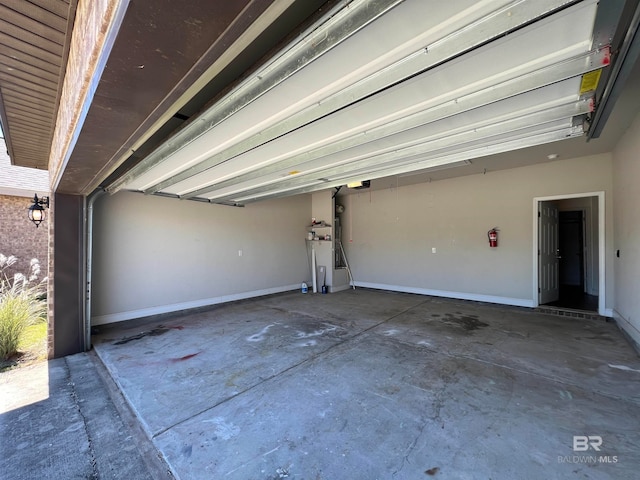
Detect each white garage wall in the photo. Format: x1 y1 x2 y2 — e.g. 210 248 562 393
92 191 310 324
92 153 619 326
613 112 640 349
341 154 614 309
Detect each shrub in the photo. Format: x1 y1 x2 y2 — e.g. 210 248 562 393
0 255 46 361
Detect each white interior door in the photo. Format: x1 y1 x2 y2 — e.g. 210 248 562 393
539 201 560 304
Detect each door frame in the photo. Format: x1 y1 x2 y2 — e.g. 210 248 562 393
532 191 605 315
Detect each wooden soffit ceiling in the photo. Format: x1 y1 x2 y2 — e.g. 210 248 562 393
0 0 77 170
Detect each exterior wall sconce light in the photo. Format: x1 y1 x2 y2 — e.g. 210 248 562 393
28 194 49 228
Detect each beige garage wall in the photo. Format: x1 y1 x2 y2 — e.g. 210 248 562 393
613 112 640 348
92 191 310 324
341 154 614 309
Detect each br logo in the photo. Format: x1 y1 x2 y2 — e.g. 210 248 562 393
573 436 602 452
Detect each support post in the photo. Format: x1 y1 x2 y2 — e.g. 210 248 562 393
48 193 85 358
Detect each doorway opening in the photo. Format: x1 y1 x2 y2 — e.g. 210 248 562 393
534 192 604 315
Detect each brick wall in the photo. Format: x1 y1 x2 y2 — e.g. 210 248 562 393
50 0 117 184
0 194 49 279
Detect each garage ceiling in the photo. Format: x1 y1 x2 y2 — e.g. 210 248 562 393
107 0 625 206
3 0 634 199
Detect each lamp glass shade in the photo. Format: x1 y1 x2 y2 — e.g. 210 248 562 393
28 205 45 226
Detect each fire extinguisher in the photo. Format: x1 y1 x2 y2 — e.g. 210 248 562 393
488 228 499 248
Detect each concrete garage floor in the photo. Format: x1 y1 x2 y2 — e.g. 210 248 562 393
92 289 640 480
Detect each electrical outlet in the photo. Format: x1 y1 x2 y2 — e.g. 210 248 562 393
432 247 437 254
238 250 243 257
319 266 326 273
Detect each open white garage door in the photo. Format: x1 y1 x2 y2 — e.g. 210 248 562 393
108 0 611 205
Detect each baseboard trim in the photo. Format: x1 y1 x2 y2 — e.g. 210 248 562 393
612 309 640 355
92 284 300 325
354 282 535 308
